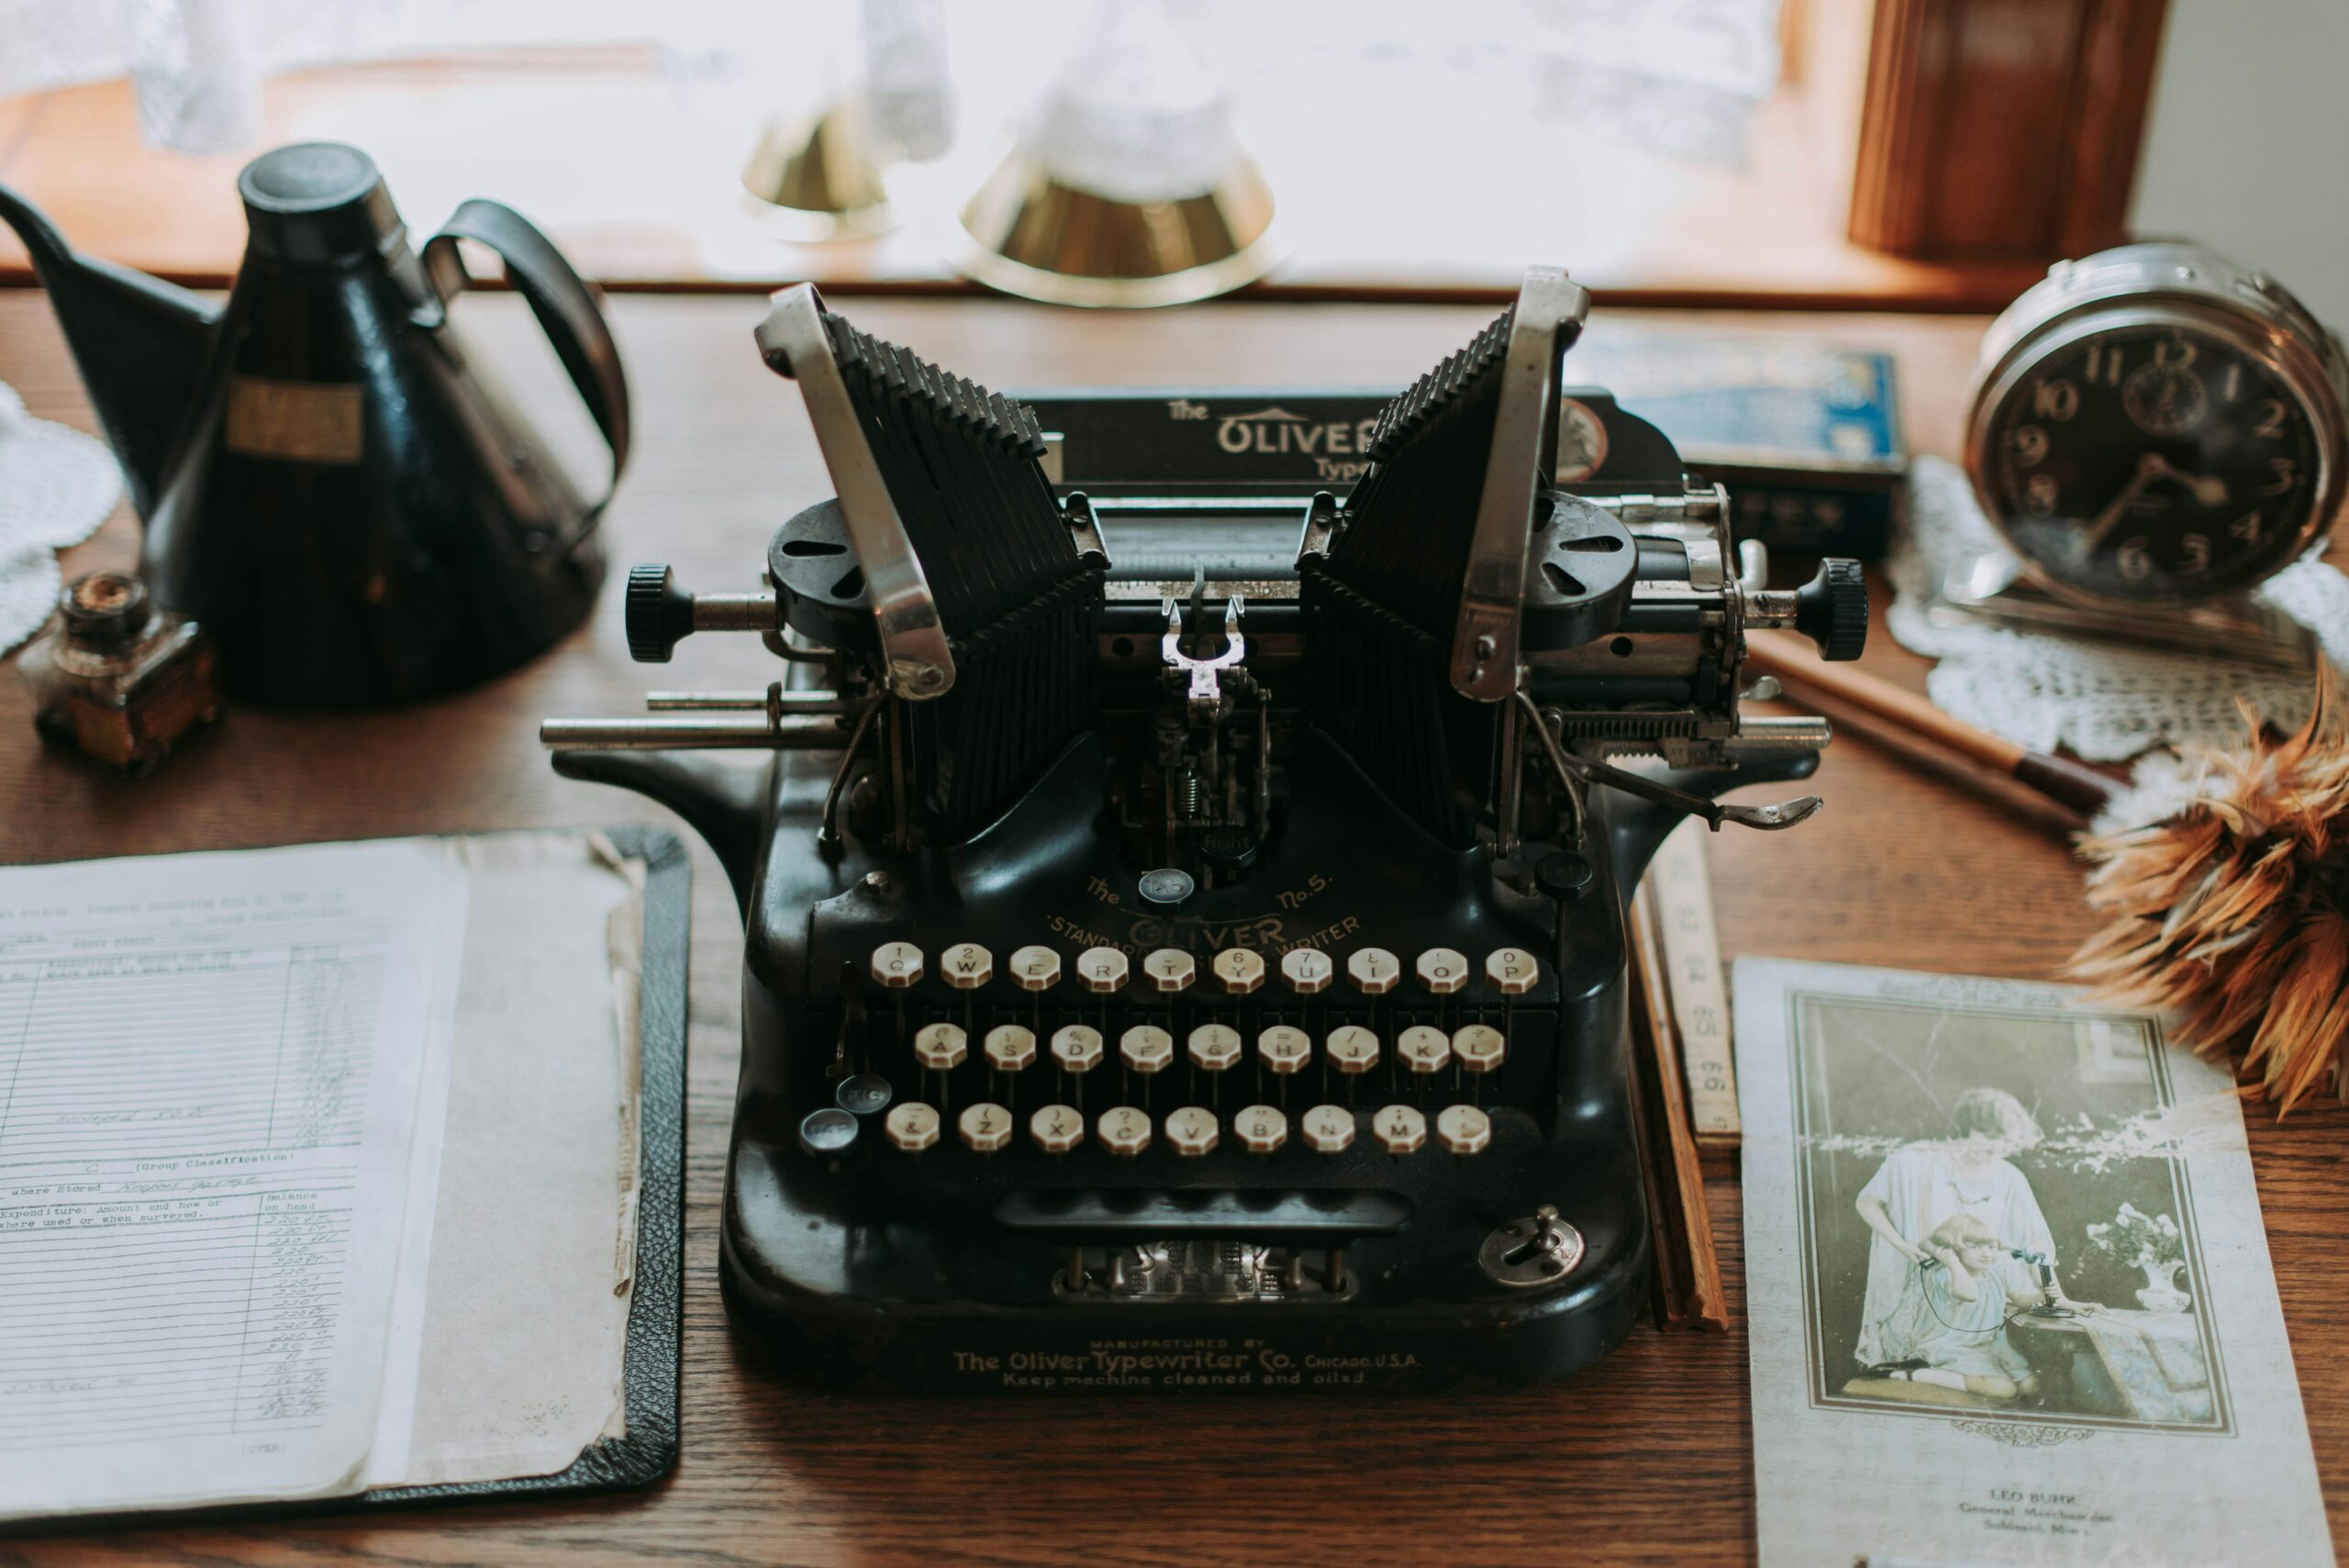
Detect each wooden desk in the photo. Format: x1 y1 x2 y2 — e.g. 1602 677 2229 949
0 293 2340 1565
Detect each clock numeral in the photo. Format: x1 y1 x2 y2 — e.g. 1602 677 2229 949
2024 473 2060 516
2154 339 2199 370
2254 399 2288 439
2085 345 2125 386
2010 424 2049 465
2231 511 2265 544
2262 457 2299 495
2180 534 2211 575
2032 379 2080 422
2224 363 2243 402
2117 539 2153 581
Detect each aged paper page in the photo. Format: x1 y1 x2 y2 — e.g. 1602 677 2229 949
385 832 640 1486
1736 959 2331 1567
0 840 467 1519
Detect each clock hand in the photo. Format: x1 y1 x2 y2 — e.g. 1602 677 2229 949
2075 452 2165 558
2135 450 2232 505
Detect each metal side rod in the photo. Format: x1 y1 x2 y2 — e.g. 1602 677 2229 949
541 715 847 751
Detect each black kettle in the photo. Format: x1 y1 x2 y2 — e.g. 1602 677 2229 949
0 142 628 706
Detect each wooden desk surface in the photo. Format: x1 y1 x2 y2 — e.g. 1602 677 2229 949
0 293 2341 1566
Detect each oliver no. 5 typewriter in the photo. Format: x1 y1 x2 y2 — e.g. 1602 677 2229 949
543 268 1866 1391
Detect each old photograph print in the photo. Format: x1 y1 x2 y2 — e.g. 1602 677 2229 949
1788 994 2228 1434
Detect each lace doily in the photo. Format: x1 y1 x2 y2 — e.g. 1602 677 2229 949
0 383 123 656
1887 456 2349 768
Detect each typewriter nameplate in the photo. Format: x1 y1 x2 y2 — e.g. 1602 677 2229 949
1038 873 1362 958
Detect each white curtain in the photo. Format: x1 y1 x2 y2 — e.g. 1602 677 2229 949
0 0 1783 165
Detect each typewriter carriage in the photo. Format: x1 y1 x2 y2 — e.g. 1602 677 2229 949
545 270 1864 1391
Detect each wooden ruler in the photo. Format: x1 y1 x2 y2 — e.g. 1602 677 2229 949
1648 818 1740 1150
1626 882 1726 1331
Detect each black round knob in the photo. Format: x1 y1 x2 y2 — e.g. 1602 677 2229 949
1535 851 1594 903
1198 828 1259 875
623 563 696 663
1795 559 1869 662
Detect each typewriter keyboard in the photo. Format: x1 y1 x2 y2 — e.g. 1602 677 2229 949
800 941 1542 1166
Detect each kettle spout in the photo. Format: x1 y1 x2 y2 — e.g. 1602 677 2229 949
553 751 767 918
0 184 220 520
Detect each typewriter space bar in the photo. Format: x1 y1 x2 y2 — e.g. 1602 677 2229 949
995 1190 1411 1240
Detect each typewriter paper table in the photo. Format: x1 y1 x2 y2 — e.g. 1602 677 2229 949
2 291 2343 1565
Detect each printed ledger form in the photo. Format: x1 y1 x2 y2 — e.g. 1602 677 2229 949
0 836 644 1520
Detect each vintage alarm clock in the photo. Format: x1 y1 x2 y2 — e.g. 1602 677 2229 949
1945 241 2349 667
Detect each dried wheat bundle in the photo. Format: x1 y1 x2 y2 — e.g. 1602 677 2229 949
2072 663 2349 1113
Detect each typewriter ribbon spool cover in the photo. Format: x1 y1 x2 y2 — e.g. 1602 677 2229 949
544 267 1868 1393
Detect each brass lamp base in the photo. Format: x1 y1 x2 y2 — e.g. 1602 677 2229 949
952 144 1281 308
741 100 896 243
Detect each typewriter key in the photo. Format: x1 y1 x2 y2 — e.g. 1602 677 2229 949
941 942 993 988
1184 1023 1240 1107
984 1025 1037 1073
1051 1024 1104 1072
1051 1025 1104 1109
885 1101 941 1152
914 1022 968 1072
1397 1025 1451 1078
1120 1025 1173 1110
1415 948 1469 995
1327 1025 1380 1075
798 1106 860 1159
1437 1104 1492 1156
958 1102 1013 1153
1164 1105 1219 1157
1280 948 1333 995
1345 948 1401 995
1098 1106 1152 1156
872 941 923 1049
1485 948 1539 995
915 1023 967 1114
1453 1024 1505 1074
1373 1104 1428 1156
1010 945 1062 991
871 942 924 987
1119 1026 1174 1073
1187 1024 1242 1072
1258 1025 1310 1095
1030 1103 1084 1153
1010 945 1060 1033
835 1073 894 1116
1301 1104 1354 1154
1236 1105 1287 1153
1213 948 1265 995
1076 947 1129 993
1189 1023 1241 1110
1142 948 1197 994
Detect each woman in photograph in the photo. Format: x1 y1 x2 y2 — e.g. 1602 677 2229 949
1853 1087 2056 1368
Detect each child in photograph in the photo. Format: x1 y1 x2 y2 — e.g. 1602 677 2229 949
1852 1085 2056 1369
1871 1214 2043 1400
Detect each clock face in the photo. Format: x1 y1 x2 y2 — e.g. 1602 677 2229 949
1985 322 2324 602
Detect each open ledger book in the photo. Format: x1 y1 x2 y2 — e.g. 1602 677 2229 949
0 831 685 1523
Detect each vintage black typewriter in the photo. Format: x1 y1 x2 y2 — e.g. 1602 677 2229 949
542 268 1866 1392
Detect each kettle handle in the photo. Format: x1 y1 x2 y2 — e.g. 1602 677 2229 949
422 199 631 539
